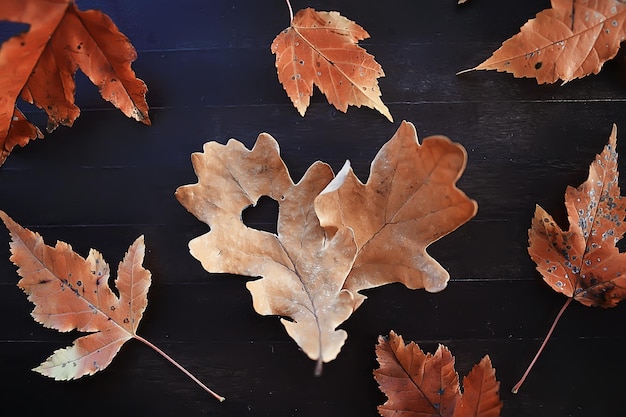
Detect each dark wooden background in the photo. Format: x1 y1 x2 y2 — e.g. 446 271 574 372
1 0 625 415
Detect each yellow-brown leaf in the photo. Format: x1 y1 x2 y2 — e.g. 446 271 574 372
315 121 478 308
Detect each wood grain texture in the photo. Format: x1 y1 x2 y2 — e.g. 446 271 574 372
1 0 625 416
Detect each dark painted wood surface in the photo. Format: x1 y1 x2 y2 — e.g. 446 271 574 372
1 1 625 415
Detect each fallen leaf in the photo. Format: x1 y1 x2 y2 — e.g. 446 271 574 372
271 7 392 121
0 211 223 401
315 121 478 308
175 135 358 373
460 0 626 84
0 0 150 166
513 124 626 393
374 331 502 417
175 121 476 370
529 124 626 306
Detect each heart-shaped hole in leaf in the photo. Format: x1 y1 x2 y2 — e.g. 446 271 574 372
242 195 279 234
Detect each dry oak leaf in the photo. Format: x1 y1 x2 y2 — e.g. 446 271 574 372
315 121 478 308
175 121 476 371
461 0 626 84
0 0 150 166
271 8 392 121
375 331 502 417
175 135 358 373
0 211 223 401
513 125 626 393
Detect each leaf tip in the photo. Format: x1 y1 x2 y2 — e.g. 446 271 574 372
610 123 618 145
320 160 351 195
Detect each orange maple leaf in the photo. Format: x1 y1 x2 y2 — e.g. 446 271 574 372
374 331 502 417
0 0 150 166
0 211 223 401
461 0 626 84
271 7 392 121
513 125 626 393
175 121 475 372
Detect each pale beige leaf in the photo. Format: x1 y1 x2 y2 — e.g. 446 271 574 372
175 135 357 367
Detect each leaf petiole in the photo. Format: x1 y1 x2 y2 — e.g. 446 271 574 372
134 334 225 402
511 297 573 394
285 0 294 22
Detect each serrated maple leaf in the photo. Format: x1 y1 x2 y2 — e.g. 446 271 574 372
374 331 502 417
271 7 392 121
529 125 626 306
0 0 150 166
315 121 477 308
461 0 626 84
0 211 223 401
513 124 626 393
175 121 476 371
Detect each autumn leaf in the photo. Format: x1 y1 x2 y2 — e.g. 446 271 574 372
315 121 478 308
0 0 150 166
271 7 392 121
513 124 626 393
0 211 223 401
374 331 502 417
175 135 358 374
175 121 476 371
460 0 626 84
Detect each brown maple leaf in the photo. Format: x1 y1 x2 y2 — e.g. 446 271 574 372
374 331 502 417
513 124 626 393
271 7 392 121
0 0 150 166
175 121 476 371
315 121 478 308
0 211 223 401
460 0 626 84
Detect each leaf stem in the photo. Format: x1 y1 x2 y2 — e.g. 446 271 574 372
285 0 294 22
511 297 573 394
134 334 225 402
314 357 323 377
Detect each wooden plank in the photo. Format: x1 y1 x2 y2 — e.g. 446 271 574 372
1 0 626 416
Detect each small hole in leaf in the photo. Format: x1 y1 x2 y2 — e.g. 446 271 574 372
242 196 279 234
535 61 543 70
